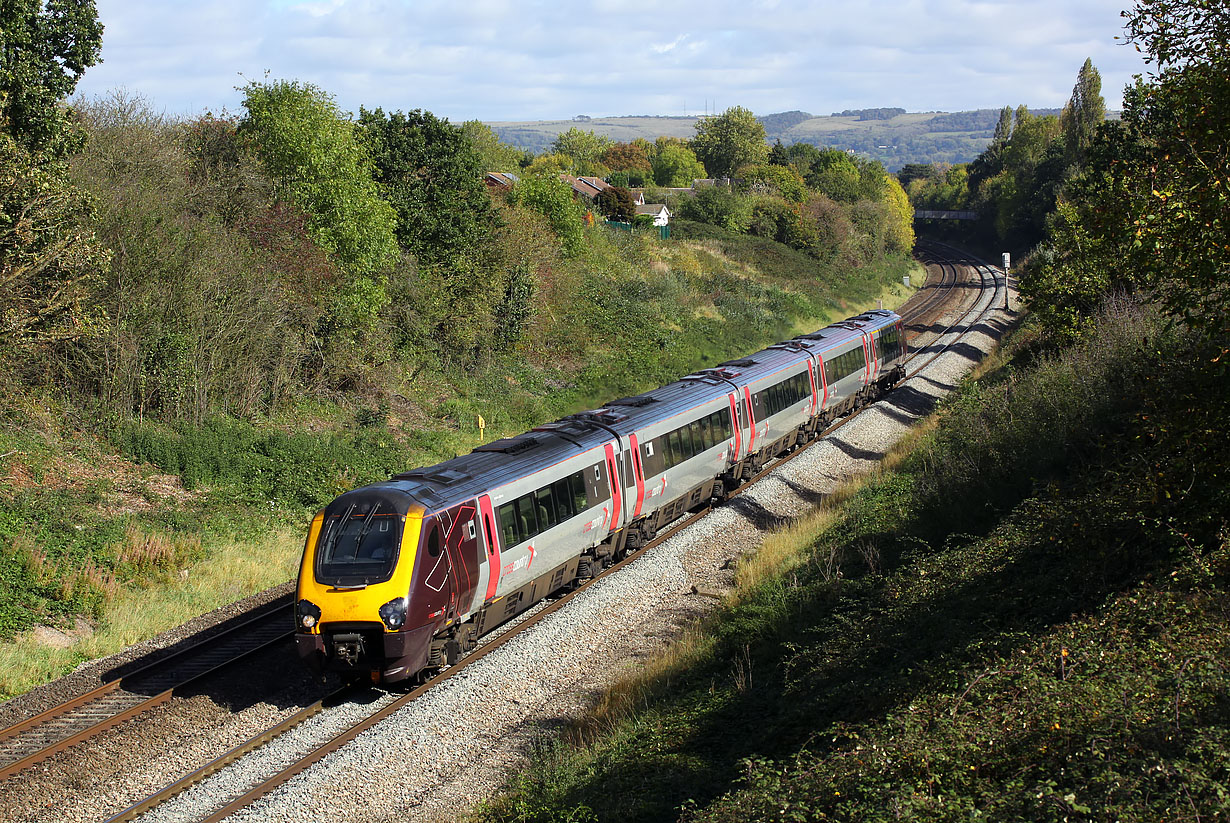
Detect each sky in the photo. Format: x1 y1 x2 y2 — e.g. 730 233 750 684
72 0 1153 123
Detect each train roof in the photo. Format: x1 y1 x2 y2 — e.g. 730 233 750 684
791 310 899 349
370 416 615 514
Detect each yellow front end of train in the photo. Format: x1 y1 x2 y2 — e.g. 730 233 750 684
294 494 437 684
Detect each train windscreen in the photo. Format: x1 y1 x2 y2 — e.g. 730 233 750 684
315 499 403 587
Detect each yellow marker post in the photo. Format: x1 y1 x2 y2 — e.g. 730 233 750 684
478 415 486 442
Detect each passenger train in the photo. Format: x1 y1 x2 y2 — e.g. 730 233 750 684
295 310 907 684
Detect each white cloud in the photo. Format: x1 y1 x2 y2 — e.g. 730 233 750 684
73 0 1148 122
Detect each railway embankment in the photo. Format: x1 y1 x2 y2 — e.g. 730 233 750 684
475 297 1230 822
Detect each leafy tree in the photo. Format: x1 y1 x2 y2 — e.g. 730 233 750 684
0 123 108 350
523 152 572 178
741 163 807 204
551 126 612 176
507 175 585 256
594 186 637 222
459 119 526 172
1023 0 1230 338
239 79 398 281
680 185 753 233
0 0 103 154
601 141 651 174
652 143 706 187
357 107 498 267
881 175 915 254
691 106 768 178
809 149 862 202
1059 58 1105 167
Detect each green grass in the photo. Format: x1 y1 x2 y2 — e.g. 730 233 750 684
471 302 1230 823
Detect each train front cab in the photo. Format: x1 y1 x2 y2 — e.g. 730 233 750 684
295 490 440 685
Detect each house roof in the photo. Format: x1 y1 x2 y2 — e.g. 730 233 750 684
485 171 520 187
559 174 607 200
577 176 612 193
635 203 670 215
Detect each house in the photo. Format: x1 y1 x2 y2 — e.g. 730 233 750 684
559 174 611 201
484 171 520 191
635 203 672 227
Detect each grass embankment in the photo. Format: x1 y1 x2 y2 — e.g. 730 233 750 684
0 227 918 699
474 301 1230 823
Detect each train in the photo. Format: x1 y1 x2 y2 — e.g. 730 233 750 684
294 309 907 685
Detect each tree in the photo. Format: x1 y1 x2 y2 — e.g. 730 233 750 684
459 120 525 172
0 0 103 154
1022 0 1230 338
680 186 753 233
0 124 108 349
1059 58 1105 166
881 175 915 254
523 152 572 178
601 141 651 174
507 175 585 256
809 149 862 202
652 143 706 187
691 106 768 178
741 163 807 204
239 79 399 280
551 127 612 176
594 186 637 222
357 107 498 267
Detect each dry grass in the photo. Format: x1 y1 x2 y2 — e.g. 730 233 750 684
0 528 301 700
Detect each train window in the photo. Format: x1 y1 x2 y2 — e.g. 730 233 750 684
719 410 733 440
426 523 441 557
699 416 714 451
516 495 538 541
498 503 519 548
552 477 573 520
666 430 681 468
624 452 637 489
689 419 703 453
571 472 589 514
678 425 694 460
535 486 557 532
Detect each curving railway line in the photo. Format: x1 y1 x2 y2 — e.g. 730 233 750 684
0 243 1010 823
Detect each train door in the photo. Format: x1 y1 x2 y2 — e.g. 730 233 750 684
602 443 624 536
742 386 758 455
726 391 743 463
432 501 480 621
627 433 646 519
477 494 501 604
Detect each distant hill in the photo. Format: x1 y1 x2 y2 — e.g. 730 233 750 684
487 108 1067 172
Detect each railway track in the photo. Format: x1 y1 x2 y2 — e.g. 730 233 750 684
0 599 293 780
103 246 1003 823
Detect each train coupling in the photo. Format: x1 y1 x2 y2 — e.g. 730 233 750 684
331 632 366 667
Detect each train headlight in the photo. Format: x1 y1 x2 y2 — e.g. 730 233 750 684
379 597 407 630
297 599 322 630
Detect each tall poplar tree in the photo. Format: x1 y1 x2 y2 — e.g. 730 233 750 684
1060 58 1105 166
